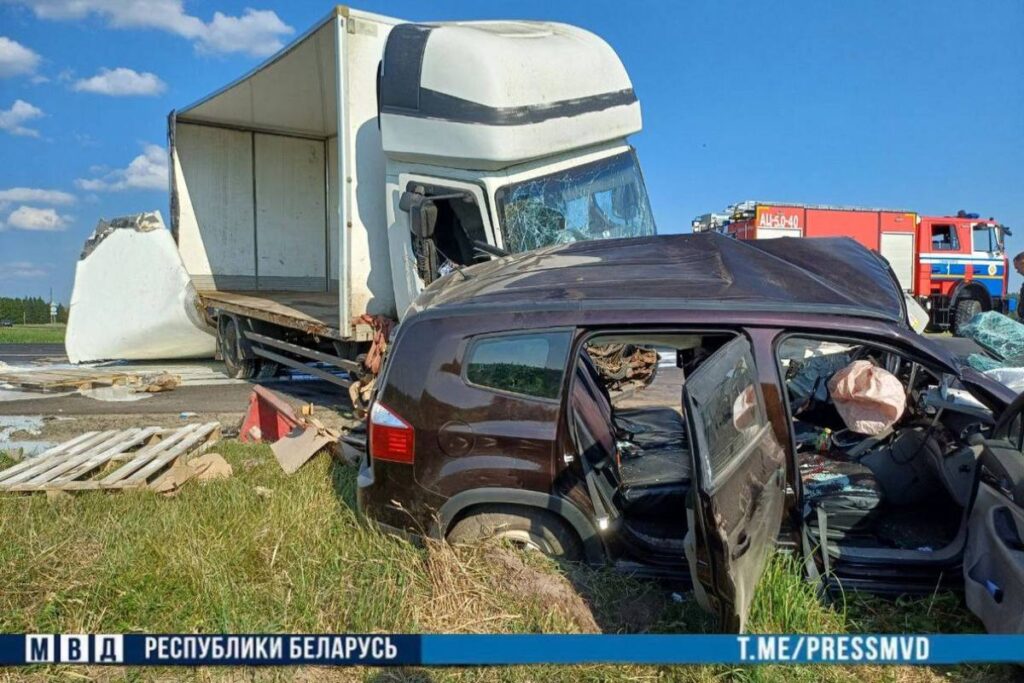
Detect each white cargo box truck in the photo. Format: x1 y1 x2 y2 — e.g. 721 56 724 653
167 6 657 384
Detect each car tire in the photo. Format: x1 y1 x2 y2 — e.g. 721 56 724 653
447 505 583 562
953 298 982 334
218 316 258 380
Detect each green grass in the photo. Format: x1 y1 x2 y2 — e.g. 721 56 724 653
0 323 66 344
0 441 1015 682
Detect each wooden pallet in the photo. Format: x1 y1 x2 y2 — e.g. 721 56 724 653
0 422 221 492
0 367 143 392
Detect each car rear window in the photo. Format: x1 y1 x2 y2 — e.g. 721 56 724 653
465 331 571 400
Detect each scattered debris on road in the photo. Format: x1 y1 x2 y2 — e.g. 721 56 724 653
239 385 340 474
240 385 302 443
140 372 181 393
0 422 220 493
272 417 338 475
0 366 146 392
0 365 183 403
151 451 233 496
0 415 43 442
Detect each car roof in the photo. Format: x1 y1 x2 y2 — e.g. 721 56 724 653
413 232 906 323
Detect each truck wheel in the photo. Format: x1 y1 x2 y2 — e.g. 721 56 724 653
447 505 583 562
218 316 258 379
953 299 982 334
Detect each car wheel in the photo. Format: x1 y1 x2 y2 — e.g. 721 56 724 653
218 316 258 379
447 505 583 562
953 298 982 334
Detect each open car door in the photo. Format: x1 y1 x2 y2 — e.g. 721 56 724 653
682 336 787 632
963 392 1024 633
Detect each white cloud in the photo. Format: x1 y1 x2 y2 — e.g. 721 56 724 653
3 205 72 231
197 9 292 57
0 36 41 78
72 67 166 96
0 261 48 278
10 1 293 57
0 187 75 210
75 143 167 191
0 99 43 137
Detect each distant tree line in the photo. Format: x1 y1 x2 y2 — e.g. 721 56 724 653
0 297 68 324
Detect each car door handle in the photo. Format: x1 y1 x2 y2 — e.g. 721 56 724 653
731 531 751 560
994 507 1024 551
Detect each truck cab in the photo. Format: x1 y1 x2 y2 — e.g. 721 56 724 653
378 21 656 315
918 213 1010 330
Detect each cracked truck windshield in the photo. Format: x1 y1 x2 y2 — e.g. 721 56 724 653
496 151 657 253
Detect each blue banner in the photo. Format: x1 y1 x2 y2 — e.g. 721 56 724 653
1 634 1022 666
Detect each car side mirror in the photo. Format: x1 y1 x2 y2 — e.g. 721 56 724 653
399 186 438 239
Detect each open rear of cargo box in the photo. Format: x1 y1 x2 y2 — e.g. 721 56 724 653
169 8 398 342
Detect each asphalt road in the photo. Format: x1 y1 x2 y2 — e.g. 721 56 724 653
0 343 351 417
0 343 67 365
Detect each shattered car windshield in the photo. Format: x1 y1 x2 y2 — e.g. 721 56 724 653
495 151 657 253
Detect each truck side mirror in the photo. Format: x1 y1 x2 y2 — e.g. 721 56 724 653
399 186 438 239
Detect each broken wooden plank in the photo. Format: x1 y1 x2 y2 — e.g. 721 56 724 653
48 427 163 485
121 423 221 486
99 425 198 485
0 430 137 488
0 423 223 493
0 368 141 392
0 430 119 484
0 430 100 482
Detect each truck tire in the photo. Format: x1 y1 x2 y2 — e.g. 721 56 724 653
218 316 258 379
447 505 583 562
953 299 982 334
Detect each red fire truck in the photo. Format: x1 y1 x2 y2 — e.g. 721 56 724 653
693 201 1011 331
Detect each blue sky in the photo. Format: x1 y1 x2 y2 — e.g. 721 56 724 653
0 0 1021 303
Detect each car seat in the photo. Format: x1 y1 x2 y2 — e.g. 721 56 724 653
571 350 691 517
800 453 885 543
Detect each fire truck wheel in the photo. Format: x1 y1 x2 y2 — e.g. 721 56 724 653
953 299 982 333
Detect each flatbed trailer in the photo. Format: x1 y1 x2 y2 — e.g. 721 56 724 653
197 291 344 341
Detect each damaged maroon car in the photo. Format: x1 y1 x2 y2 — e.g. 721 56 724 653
355 232 1023 632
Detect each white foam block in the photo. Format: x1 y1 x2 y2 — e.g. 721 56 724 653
66 217 216 363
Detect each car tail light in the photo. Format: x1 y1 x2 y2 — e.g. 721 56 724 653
369 401 414 463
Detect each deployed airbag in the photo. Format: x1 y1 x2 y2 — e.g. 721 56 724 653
65 212 216 363
828 360 906 436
